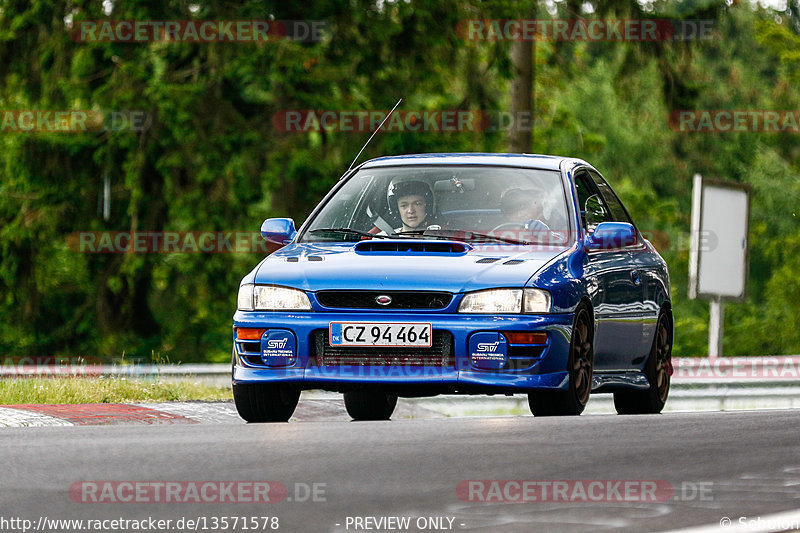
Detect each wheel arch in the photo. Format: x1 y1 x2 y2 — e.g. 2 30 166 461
659 301 675 357
576 296 595 333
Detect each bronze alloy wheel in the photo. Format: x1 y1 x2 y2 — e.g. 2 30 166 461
529 304 594 416
571 307 594 406
654 312 672 404
613 309 673 415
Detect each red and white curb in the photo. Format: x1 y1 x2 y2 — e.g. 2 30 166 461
0 402 242 427
0 399 445 427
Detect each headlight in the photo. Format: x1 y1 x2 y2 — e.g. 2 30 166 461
522 288 551 313
255 285 311 310
459 289 521 313
237 284 254 311
237 284 312 311
458 288 551 314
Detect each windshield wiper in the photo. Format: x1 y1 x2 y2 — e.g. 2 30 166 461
391 229 426 237
308 228 391 240
393 229 529 245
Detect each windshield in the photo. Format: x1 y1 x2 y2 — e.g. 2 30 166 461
300 165 571 245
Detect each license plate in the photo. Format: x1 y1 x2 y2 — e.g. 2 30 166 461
329 322 432 347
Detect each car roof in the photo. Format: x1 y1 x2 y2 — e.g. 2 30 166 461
359 153 588 172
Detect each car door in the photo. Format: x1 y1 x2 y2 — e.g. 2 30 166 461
589 171 664 362
575 169 643 371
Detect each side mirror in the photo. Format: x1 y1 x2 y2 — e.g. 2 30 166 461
260 218 297 247
584 194 606 226
585 222 638 250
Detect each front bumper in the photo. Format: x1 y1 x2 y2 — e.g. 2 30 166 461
232 311 574 394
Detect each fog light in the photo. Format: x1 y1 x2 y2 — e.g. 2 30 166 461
503 332 547 344
237 328 266 340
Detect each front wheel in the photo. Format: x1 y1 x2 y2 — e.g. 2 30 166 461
529 304 594 416
233 382 300 422
232 348 300 422
344 390 398 421
613 309 673 415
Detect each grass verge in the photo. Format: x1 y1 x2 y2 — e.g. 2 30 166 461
0 377 232 404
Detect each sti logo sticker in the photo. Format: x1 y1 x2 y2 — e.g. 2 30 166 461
477 342 500 352
469 332 508 370
267 339 288 349
260 330 296 367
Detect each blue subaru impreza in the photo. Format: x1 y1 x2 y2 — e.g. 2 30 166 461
232 153 673 421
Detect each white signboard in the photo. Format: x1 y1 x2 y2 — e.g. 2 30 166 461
689 175 750 301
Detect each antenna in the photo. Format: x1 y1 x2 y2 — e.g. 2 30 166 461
344 98 402 176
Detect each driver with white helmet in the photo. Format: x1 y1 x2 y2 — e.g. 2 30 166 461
386 180 436 233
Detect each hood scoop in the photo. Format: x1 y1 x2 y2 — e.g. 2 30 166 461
354 240 470 255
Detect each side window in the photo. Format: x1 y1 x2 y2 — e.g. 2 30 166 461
321 173 378 231
575 171 612 231
589 171 634 225
575 172 593 218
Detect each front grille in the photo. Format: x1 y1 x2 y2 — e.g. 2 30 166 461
243 355 264 366
316 291 452 310
241 342 260 353
505 345 545 371
313 330 454 367
237 340 263 366
508 346 545 358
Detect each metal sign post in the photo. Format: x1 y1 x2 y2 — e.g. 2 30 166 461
708 296 724 359
688 174 750 359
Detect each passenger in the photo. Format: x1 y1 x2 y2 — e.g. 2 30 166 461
499 188 550 232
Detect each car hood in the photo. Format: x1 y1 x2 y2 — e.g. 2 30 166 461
251 241 568 293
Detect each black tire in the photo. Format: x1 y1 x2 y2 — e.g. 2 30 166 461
613 309 673 415
233 382 300 422
231 347 300 422
529 304 594 416
344 390 398 421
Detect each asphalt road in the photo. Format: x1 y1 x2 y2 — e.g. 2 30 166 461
3 410 800 532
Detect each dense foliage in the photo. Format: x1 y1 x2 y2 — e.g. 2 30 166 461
1 0 798 362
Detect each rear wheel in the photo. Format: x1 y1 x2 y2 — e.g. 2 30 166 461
614 309 673 415
529 304 594 416
344 390 398 421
